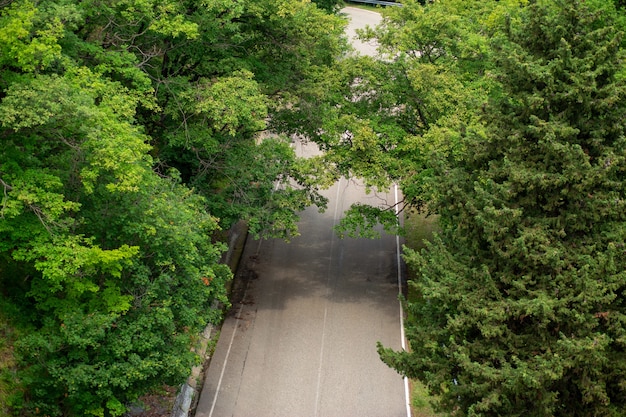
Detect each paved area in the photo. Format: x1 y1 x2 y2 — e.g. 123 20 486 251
343 6 383 57
195 9 408 417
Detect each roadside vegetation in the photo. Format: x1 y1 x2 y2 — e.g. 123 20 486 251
0 298 27 414
358 1 626 415
404 211 440 417
0 0 345 415
2 0 626 415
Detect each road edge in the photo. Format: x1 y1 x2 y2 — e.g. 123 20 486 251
170 220 249 417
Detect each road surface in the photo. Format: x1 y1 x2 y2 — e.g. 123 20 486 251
195 8 408 417
343 7 383 57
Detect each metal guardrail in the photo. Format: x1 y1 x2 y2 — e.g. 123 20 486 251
345 0 402 7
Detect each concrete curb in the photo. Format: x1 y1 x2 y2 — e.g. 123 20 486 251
170 221 249 417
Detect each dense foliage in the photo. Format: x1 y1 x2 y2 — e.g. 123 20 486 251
0 0 345 415
376 0 626 415
272 0 513 235
4 0 626 415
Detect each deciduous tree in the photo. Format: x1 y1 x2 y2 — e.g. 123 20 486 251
272 0 517 235
1 0 347 414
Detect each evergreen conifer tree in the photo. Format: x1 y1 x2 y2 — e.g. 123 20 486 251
379 1 626 415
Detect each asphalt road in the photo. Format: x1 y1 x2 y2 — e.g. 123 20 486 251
343 7 383 57
195 9 408 417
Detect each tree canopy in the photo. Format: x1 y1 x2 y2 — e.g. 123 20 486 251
0 0 346 415
4 0 626 415
271 0 519 235
377 0 626 415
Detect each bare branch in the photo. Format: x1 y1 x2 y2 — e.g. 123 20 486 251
0 177 13 218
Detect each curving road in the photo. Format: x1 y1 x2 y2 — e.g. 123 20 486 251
195 8 409 417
